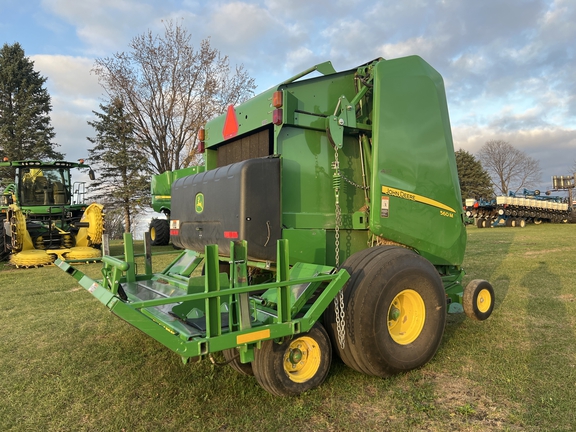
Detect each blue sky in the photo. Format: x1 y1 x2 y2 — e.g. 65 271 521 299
1 0 575 192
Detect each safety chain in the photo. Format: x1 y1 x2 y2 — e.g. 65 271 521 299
332 149 346 350
338 168 370 191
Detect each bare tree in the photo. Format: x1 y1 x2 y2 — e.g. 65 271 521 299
477 140 542 195
92 20 256 174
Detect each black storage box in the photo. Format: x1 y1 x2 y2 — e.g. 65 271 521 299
170 157 281 262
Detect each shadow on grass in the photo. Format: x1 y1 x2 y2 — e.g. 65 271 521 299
521 261 576 429
443 228 516 346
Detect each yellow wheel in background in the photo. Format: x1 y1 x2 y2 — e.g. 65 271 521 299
75 203 104 247
65 246 101 260
9 250 54 267
387 289 426 345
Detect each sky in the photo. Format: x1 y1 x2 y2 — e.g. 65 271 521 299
1 0 575 194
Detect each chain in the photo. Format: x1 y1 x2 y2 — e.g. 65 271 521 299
339 170 370 190
332 149 346 350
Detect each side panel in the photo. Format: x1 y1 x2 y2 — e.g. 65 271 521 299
369 56 466 265
279 127 368 265
171 157 281 261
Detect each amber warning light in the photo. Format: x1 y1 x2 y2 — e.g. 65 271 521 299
272 91 283 108
197 128 205 153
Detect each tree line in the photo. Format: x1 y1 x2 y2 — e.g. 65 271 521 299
456 139 544 202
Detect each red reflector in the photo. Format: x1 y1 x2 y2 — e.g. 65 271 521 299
224 231 239 239
273 108 283 125
222 105 239 139
198 141 205 154
170 230 179 236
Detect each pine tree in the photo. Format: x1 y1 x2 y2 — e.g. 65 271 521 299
0 43 62 180
87 98 150 234
455 149 494 201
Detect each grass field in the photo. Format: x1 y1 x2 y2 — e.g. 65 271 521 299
1 225 575 431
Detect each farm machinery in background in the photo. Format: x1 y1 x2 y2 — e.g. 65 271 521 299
0 159 104 267
56 56 495 396
465 188 571 228
148 165 204 246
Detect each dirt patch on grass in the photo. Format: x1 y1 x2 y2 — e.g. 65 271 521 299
426 371 520 430
557 293 576 302
524 249 562 256
322 370 524 431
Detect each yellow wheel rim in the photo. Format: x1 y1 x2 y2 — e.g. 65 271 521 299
150 226 157 241
476 288 492 313
388 289 426 345
283 336 321 383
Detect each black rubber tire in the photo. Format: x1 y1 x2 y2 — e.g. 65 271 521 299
223 348 254 376
476 218 484 228
463 279 495 321
0 222 10 262
505 218 513 227
323 246 385 374
325 246 447 377
149 219 170 246
252 322 332 396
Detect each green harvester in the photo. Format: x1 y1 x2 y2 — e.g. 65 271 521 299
1 160 104 267
56 56 494 396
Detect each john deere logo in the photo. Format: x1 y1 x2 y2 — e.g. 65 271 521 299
195 193 204 213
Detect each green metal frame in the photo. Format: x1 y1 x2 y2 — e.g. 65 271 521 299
55 233 349 364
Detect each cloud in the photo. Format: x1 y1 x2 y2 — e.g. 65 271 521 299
31 55 103 161
31 55 101 97
39 0 161 55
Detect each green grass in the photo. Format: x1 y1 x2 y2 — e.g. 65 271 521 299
1 226 576 431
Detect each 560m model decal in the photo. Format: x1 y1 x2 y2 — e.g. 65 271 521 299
381 185 456 217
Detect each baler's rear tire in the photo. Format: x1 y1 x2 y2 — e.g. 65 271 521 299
223 348 254 376
252 322 332 396
325 246 446 377
149 219 170 246
463 279 495 321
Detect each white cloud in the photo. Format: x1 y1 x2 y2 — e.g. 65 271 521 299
30 55 102 161
208 2 275 46
39 0 159 54
31 55 100 98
